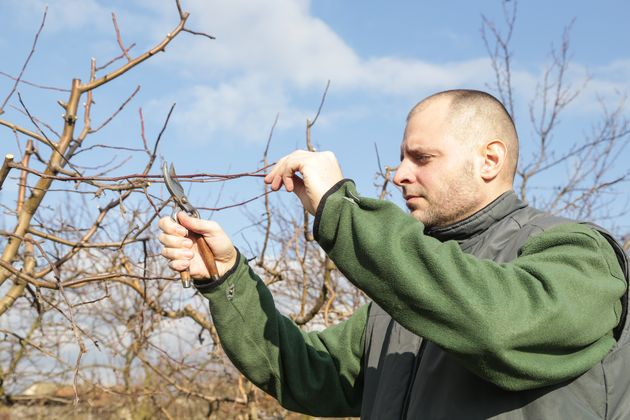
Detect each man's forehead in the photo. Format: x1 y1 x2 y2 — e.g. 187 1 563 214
400 111 465 160
403 106 450 143
407 95 452 120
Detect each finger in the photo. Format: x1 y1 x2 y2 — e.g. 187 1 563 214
158 233 193 249
177 212 221 235
283 175 294 192
271 158 297 191
269 160 287 191
168 259 190 272
266 153 299 190
158 216 188 236
270 174 283 191
264 155 287 185
161 247 194 261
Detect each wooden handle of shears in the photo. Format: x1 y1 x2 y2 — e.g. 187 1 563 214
188 231 221 281
180 268 192 288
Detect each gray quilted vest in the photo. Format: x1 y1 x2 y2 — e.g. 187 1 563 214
361 191 629 419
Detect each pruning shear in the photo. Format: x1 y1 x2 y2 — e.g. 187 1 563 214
162 162 221 288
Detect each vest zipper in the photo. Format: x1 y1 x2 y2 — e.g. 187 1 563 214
400 340 427 419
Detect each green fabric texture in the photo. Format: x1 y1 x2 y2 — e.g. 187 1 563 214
200 179 625 415
202 253 367 417
316 180 626 391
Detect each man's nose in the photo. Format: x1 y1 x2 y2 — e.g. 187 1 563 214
393 160 413 186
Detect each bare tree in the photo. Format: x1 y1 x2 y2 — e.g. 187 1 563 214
0 2 352 418
0 2 267 418
0 1 627 419
481 0 630 229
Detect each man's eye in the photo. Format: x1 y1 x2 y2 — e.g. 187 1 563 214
414 154 431 163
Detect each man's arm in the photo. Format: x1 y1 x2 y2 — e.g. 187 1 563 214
158 214 366 416
199 252 367 416
314 179 626 391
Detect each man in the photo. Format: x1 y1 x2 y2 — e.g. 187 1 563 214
158 90 629 419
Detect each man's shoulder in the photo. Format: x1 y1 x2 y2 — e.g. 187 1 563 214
509 205 620 247
506 204 575 234
476 204 588 263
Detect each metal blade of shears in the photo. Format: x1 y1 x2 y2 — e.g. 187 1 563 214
161 161 221 287
162 162 198 218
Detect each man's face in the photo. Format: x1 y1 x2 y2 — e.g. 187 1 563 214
393 101 484 228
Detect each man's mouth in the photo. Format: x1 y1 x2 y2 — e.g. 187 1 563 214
404 195 426 209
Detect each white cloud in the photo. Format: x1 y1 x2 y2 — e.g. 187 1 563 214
143 0 498 141
107 0 629 143
358 57 493 94
596 59 630 82
577 60 630 112
161 0 361 87
5 0 630 145
169 0 494 94
516 59 630 118
6 0 112 33
160 75 310 143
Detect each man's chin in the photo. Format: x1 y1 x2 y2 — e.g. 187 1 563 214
406 205 439 226
408 208 428 224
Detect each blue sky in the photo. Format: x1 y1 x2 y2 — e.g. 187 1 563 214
1 0 629 239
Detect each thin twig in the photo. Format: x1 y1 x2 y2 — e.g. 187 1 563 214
308 80 331 129
139 107 149 154
153 103 176 158
182 28 216 40
0 7 48 113
197 191 270 212
9 104 61 138
90 85 141 133
306 80 331 151
16 92 51 143
111 12 132 61
8 161 269 183
0 71 69 93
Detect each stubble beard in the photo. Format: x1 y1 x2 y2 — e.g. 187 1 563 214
405 163 482 229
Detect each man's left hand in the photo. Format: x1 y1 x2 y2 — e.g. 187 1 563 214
264 150 343 215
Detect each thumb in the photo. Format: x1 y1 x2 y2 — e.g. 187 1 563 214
291 175 315 215
176 212 215 235
176 212 237 269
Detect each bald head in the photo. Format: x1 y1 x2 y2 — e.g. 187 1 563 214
408 89 519 183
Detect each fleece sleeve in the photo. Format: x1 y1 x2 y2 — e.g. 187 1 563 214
314 180 627 391
198 251 367 417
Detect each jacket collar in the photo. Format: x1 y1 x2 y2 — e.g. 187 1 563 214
425 190 526 242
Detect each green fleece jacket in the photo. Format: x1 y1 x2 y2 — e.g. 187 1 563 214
199 180 625 417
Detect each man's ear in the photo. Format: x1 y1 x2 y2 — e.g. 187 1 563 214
480 139 507 182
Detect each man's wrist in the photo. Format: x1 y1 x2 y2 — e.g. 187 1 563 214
313 179 355 242
193 248 241 293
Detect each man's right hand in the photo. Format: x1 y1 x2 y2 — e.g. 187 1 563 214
158 212 238 280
